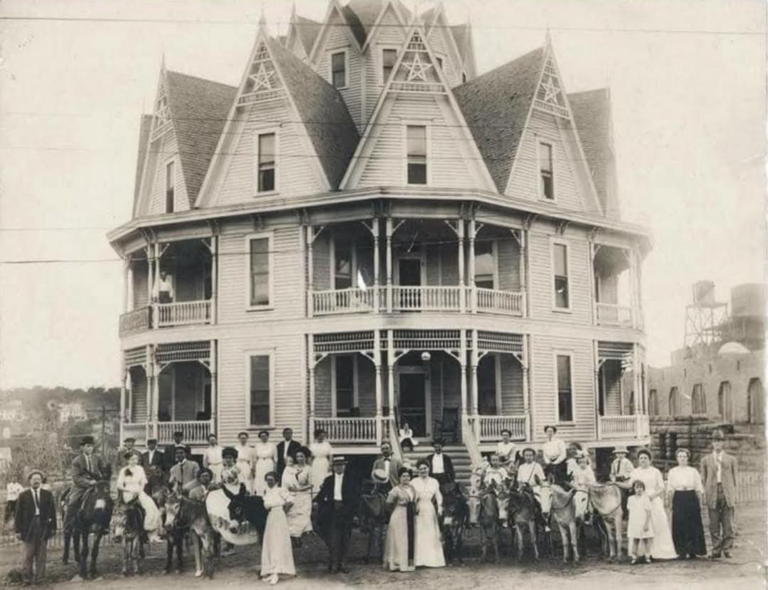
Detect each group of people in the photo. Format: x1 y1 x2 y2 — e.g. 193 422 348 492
11 425 740 585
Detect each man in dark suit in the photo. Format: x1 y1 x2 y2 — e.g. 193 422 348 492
163 431 187 472
426 439 455 486
168 446 199 493
276 427 301 478
314 456 360 574
116 437 143 471
15 470 56 585
141 438 165 491
700 429 738 559
371 442 403 490
65 435 110 532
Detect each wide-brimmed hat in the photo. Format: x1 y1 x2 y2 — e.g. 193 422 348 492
27 469 45 481
372 468 389 482
146 438 158 444
81 435 95 446
332 456 348 466
123 437 136 444
612 445 629 455
711 429 726 441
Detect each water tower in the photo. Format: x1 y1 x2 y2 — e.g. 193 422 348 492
684 280 729 349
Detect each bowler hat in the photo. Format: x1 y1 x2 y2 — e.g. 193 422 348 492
81 435 95 446
332 456 348 465
123 437 136 443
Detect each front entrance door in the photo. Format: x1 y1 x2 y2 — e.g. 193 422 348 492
399 371 428 437
398 258 422 310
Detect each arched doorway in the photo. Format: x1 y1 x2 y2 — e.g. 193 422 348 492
747 378 764 424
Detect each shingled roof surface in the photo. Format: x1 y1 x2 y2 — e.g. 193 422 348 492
266 37 360 190
343 0 411 46
568 88 612 208
133 114 153 205
164 70 237 205
453 47 545 192
296 15 322 54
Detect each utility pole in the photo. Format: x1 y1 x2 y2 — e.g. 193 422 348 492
101 405 107 457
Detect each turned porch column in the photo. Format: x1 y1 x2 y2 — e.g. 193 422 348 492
308 334 316 437
458 219 465 312
468 219 477 313
386 217 393 313
306 225 314 318
522 334 531 440
210 236 218 325
374 329 383 445
373 219 381 313
210 339 217 434
460 329 468 420
387 330 395 414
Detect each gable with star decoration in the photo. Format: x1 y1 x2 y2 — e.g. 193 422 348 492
340 25 496 192
236 40 286 107
533 54 570 119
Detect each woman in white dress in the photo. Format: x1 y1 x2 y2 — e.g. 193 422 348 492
384 467 416 572
282 447 313 543
260 472 295 585
496 430 517 471
253 430 278 497
236 432 255 494
629 448 677 560
202 433 224 484
483 454 510 489
411 460 445 568
309 429 333 495
116 453 163 542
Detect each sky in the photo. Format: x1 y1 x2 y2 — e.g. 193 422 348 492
0 0 765 388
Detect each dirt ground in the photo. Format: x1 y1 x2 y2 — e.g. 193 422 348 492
0 504 765 590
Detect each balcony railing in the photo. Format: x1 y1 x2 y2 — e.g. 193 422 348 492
119 307 151 337
312 417 378 443
156 300 212 327
598 414 650 440
121 422 150 444
393 285 463 311
477 414 529 442
121 420 213 445
312 287 379 315
476 288 524 316
596 303 633 327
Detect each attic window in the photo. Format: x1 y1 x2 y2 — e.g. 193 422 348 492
435 56 444 70
331 51 346 88
382 48 397 83
406 125 427 185
257 132 276 193
165 161 175 213
539 142 554 200
462 72 467 84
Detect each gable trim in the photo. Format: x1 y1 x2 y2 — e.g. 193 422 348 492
360 0 410 54
308 0 363 65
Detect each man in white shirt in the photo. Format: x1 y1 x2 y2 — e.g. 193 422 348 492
516 448 549 532
700 429 738 558
315 457 359 574
156 271 174 303
427 439 455 486
541 425 568 485
371 442 402 489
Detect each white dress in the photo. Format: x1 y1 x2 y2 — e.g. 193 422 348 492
629 466 677 559
253 442 277 497
236 444 255 494
117 466 161 532
496 441 517 466
260 486 296 576
309 441 333 494
411 476 445 568
203 446 223 483
282 465 313 537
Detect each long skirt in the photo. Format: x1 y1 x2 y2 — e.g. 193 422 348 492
124 490 161 532
672 491 707 557
414 500 445 568
254 459 275 497
287 490 313 537
311 458 330 495
384 504 415 572
261 507 296 576
647 496 677 559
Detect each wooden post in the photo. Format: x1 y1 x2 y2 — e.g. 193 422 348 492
374 329 383 445
386 217 393 313
589 241 597 325
468 219 476 313
306 226 314 318
470 329 479 440
460 329 468 419
210 339 217 435
153 242 161 329
594 340 601 441
146 246 154 307
119 359 126 441
520 230 528 317
387 329 395 413
458 219 465 312
123 258 130 313
373 218 380 313
210 236 218 325
522 334 530 439
308 334 316 430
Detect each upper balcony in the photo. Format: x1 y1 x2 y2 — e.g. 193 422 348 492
308 218 526 318
119 238 214 337
592 242 638 329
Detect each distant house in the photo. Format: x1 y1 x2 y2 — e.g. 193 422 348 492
54 402 89 424
0 400 25 423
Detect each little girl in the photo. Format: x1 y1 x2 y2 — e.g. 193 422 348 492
627 480 654 564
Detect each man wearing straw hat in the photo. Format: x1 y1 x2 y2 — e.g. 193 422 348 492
700 428 738 559
15 470 56 586
609 445 634 515
314 456 360 574
371 442 402 490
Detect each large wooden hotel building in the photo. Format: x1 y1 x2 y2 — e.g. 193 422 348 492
109 0 653 467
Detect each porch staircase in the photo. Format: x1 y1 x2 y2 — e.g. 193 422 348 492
402 444 474 488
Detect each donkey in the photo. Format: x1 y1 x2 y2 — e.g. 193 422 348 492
164 488 217 578
64 481 113 579
588 484 624 562
477 482 504 562
440 481 469 564
221 483 268 541
110 500 145 576
359 481 389 564
507 485 542 562
546 484 589 563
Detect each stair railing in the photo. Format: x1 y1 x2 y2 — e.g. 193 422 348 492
388 416 404 462
461 414 483 470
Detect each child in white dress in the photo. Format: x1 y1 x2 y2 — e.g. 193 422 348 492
627 480 654 564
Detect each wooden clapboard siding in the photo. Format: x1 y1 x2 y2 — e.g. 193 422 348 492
603 360 622 415
314 356 332 418
313 232 332 291
426 26 459 87
217 331 305 443
131 373 148 423
317 11 363 131
133 266 149 308
217 221 304 324
357 358 377 416
500 355 524 414
216 100 323 205
530 335 596 442
365 7 406 124
527 223 591 324
497 238 521 291
506 110 586 212
357 94 476 189
146 132 190 216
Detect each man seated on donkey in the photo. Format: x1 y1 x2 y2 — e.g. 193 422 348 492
65 436 111 533
516 447 549 532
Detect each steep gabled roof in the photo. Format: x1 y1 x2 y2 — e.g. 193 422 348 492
453 47 545 192
163 70 237 205
343 0 412 46
295 15 322 55
568 88 617 216
132 114 153 207
266 37 359 190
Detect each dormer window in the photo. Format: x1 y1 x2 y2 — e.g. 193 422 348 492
435 56 444 70
539 142 554 199
257 132 276 193
406 125 427 185
331 51 346 88
165 161 175 213
382 48 397 83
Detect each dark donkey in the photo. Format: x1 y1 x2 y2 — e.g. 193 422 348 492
440 482 469 564
153 485 185 575
221 484 268 540
164 488 217 578
507 485 542 562
63 481 114 579
359 481 389 563
110 499 145 576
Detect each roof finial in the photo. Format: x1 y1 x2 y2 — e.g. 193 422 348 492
545 26 552 46
258 2 267 31
290 0 296 21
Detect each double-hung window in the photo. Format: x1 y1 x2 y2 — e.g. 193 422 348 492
257 132 276 193
474 240 496 289
331 51 346 88
248 234 271 307
406 125 427 185
333 355 356 417
165 161 175 213
539 142 554 199
553 242 569 309
248 354 271 426
556 354 573 422
382 48 397 83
